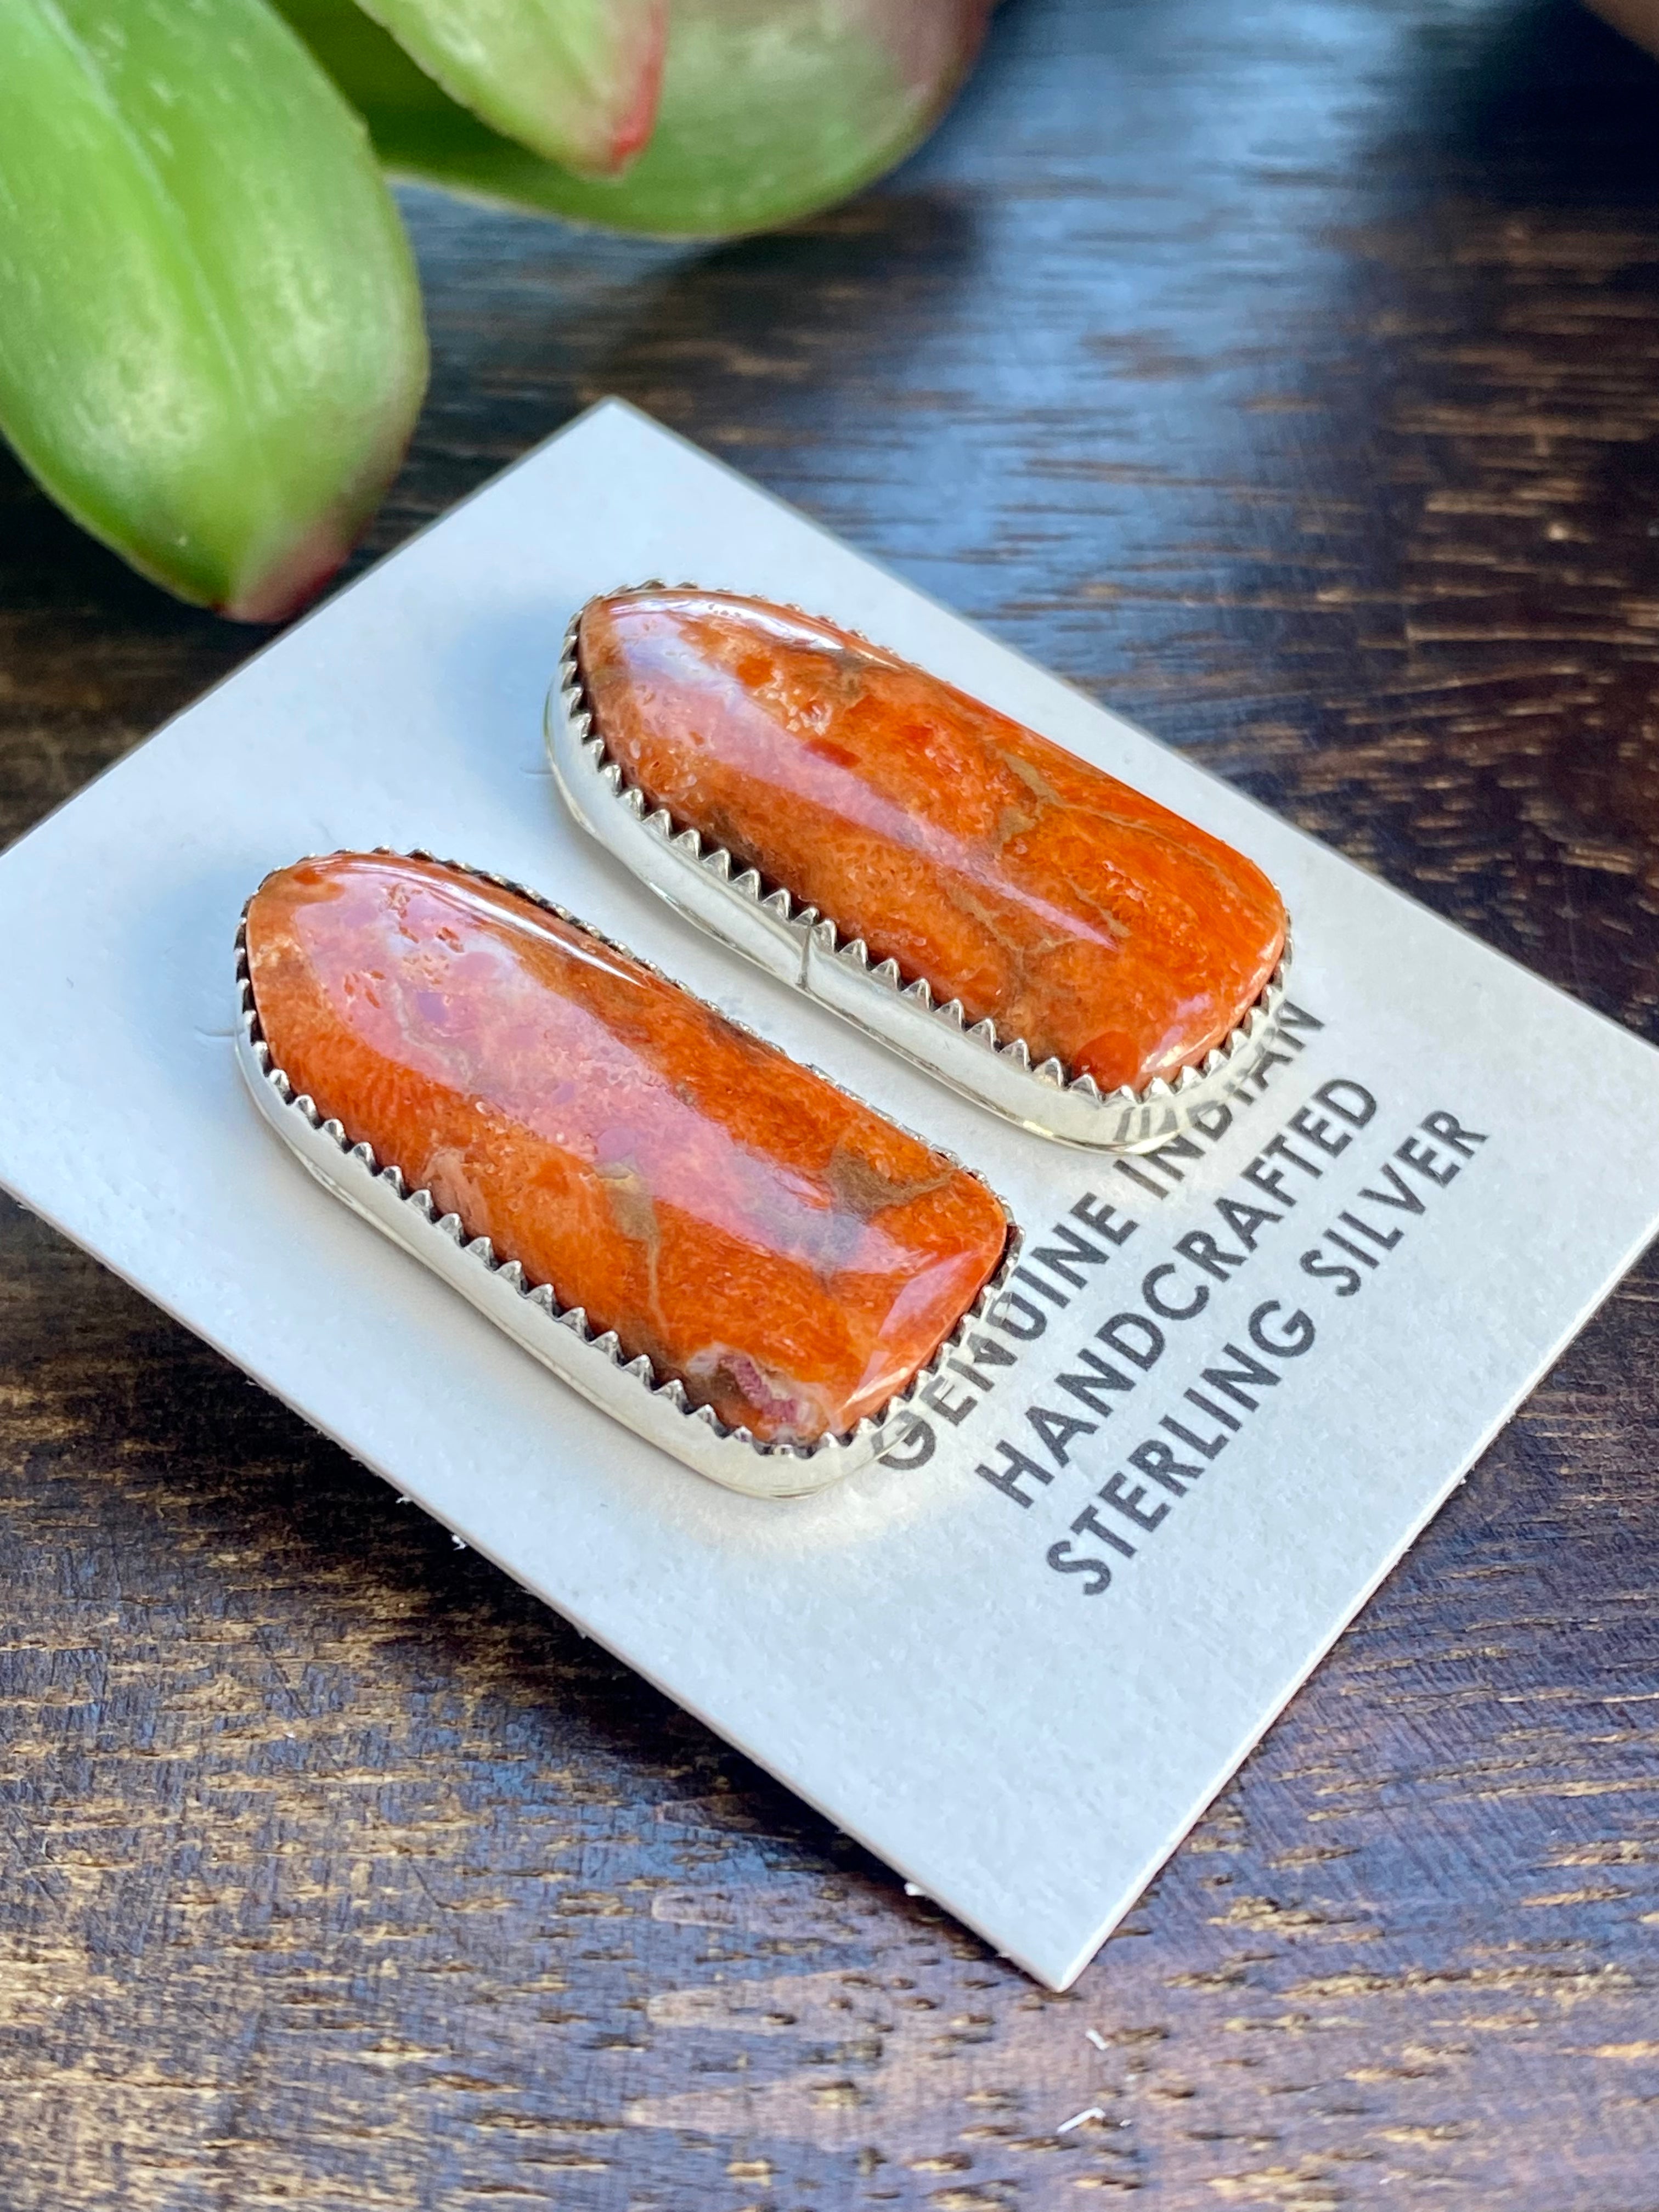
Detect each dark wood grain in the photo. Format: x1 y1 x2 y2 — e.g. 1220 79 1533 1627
3 1 1658 2203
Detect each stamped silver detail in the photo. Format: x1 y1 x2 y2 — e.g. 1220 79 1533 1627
234 855 1020 1500
548 590 1294 1151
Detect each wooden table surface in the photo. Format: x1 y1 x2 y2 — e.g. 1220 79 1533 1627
4 1 1658 2203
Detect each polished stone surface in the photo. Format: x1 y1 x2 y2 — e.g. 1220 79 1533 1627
246 852 1006 1444
13 4 1659 2194
578 589 1287 1093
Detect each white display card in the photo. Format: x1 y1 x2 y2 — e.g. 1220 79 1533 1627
3 400 1656 1989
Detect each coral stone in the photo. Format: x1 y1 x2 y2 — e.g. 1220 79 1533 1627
577 589 1288 1093
245 853 1007 1446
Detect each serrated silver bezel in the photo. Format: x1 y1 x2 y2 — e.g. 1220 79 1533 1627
234 852 1020 1500
548 589 1293 1152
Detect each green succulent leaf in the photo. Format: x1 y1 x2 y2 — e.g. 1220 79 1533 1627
275 0 991 239
0 0 427 620
354 0 667 176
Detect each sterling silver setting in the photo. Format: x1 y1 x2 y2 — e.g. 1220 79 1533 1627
234 854 1020 1500
548 591 1294 1152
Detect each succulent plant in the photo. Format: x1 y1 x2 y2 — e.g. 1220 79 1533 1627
278 0 993 238
1 0 990 619
0 0 427 620
352 0 669 174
